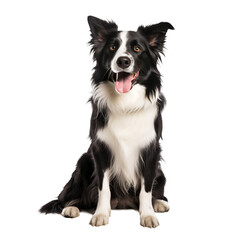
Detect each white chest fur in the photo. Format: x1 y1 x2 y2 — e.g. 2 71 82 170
94 82 158 191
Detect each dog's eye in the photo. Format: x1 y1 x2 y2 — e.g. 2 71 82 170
109 45 117 51
133 46 141 53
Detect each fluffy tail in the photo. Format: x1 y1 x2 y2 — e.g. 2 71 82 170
39 200 63 214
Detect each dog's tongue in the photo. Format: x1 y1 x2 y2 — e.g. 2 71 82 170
115 72 133 93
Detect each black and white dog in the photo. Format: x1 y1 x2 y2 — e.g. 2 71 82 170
40 16 173 228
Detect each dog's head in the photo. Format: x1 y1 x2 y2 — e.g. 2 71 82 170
88 16 173 94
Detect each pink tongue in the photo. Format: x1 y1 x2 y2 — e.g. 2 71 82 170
115 73 133 93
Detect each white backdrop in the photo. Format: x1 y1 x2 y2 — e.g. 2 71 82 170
1 0 240 239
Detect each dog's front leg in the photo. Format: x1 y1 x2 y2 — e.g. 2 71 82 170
90 170 111 226
139 178 159 228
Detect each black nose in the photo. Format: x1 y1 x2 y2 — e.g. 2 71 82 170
117 57 131 69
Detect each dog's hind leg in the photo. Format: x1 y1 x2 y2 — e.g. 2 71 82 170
59 151 98 217
40 151 98 217
61 206 80 218
152 168 170 213
153 199 170 213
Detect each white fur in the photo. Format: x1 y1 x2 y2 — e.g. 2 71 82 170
111 31 135 73
153 199 170 212
90 170 111 226
139 178 159 228
61 206 80 218
93 81 159 191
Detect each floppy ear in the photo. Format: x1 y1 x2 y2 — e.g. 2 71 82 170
87 16 118 43
137 22 174 53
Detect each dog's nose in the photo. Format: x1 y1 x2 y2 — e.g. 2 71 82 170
117 57 131 69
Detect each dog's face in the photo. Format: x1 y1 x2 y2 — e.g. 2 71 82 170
88 16 173 94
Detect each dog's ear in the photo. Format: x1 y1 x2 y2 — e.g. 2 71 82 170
138 22 174 53
88 16 118 43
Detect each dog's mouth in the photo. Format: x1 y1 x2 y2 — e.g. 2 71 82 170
114 71 139 94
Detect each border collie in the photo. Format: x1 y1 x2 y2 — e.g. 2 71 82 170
40 16 173 228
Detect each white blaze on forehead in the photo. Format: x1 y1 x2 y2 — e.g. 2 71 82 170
111 31 134 73
118 31 128 54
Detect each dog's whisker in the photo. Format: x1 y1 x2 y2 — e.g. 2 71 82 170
103 68 111 79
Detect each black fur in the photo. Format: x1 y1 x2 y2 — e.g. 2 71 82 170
40 16 173 217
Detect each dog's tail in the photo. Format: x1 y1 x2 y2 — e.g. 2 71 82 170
39 199 63 214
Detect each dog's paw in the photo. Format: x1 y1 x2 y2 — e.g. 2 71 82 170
61 206 80 218
90 214 109 226
153 200 170 213
140 214 159 228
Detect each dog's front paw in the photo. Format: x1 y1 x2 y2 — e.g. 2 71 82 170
140 214 159 228
90 214 109 226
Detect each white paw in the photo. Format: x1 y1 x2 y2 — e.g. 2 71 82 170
140 214 159 228
61 206 80 218
90 214 109 226
153 200 170 213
